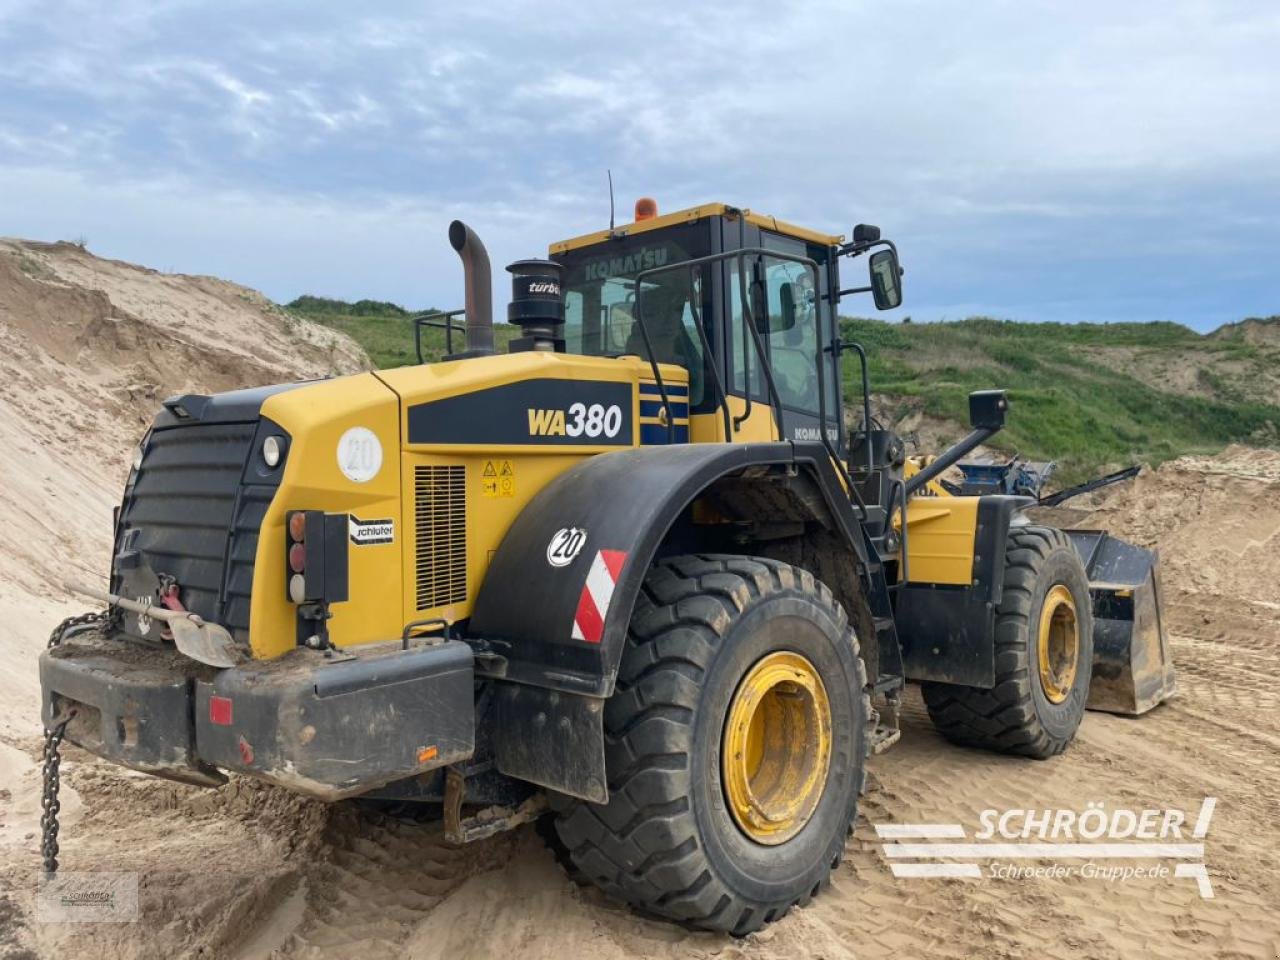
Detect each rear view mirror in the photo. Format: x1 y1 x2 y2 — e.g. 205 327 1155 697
776 282 798 332
604 302 633 353
869 249 902 310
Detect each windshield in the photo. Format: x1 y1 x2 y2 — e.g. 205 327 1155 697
556 223 712 409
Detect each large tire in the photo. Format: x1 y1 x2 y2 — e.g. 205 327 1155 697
922 524 1094 759
548 555 870 935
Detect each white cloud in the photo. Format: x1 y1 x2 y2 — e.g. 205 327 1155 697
0 0 1276 327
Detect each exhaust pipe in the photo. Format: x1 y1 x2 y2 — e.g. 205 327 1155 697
448 220 494 356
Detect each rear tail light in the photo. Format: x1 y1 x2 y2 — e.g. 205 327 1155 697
284 510 350 605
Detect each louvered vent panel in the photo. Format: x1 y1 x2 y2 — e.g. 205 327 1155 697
414 464 467 609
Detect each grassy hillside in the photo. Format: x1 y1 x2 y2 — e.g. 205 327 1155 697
288 296 1280 483
286 296 517 367
844 316 1280 482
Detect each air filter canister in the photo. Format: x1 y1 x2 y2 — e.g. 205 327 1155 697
506 259 565 352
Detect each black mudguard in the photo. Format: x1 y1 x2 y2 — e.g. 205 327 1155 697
469 441 867 801
896 496 1032 687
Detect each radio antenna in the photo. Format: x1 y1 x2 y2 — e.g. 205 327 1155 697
607 169 616 231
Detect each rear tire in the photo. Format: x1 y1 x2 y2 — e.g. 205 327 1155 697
548 555 870 935
922 524 1093 759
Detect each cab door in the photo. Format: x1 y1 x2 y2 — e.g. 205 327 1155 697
691 225 840 447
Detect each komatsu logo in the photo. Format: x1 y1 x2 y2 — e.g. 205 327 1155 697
528 402 625 439
793 425 839 443
583 245 670 281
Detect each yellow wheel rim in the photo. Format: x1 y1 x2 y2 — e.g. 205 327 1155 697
1038 584 1080 704
722 651 832 845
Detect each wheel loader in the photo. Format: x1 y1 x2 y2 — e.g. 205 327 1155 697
38 199 1175 934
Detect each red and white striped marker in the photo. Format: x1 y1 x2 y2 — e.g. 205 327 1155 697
571 549 627 644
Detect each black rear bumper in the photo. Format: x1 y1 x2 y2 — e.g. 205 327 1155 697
40 634 475 800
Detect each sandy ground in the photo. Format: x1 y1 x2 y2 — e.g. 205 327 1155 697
0 244 1277 958
0 239 366 739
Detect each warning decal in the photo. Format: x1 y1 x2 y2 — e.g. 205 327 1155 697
571 549 628 644
481 459 516 498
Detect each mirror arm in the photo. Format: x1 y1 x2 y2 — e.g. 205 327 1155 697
838 237 898 259
837 284 872 299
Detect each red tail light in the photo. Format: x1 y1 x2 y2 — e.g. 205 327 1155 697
284 510 350 605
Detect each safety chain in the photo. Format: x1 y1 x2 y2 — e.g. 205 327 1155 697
47 608 113 649
41 608 113 875
40 715 72 875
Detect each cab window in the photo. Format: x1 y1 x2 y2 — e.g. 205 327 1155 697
764 256 820 412
727 242 829 416
558 224 714 411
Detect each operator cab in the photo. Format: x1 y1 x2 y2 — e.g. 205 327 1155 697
549 200 902 448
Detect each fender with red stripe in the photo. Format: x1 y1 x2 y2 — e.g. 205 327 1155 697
468 441 869 801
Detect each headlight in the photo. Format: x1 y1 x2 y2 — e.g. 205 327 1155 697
263 435 284 468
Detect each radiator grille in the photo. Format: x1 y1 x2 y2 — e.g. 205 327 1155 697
414 465 467 609
112 421 260 642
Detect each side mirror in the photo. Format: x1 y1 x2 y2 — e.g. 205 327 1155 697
869 249 903 310
968 389 1008 430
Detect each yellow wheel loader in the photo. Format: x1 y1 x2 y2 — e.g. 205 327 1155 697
39 200 1174 934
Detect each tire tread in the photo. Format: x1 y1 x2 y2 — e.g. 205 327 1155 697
922 525 1087 759
549 554 870 935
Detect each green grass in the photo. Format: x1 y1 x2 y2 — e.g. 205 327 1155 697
285 297 1280 483
843 316 1280 483
287 298 517 368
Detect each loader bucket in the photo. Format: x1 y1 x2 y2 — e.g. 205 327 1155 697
1065 531 1176 715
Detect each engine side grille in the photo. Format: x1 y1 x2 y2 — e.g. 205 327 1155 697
414 465 467 610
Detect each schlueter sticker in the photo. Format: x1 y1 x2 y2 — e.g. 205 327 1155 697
546 527 587 567
349 517 394 545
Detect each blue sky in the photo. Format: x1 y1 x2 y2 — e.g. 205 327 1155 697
1 1 1276 330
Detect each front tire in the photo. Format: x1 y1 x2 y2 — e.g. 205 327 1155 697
549 555 870 935
922 524 1094 759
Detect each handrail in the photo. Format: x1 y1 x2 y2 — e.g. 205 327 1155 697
827 340 874 477
413 308 466 363
735 260 755 430
682 263 733 442
631 247 790 444
630 246 867 519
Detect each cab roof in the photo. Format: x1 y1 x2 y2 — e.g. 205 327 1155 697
548 202 844 255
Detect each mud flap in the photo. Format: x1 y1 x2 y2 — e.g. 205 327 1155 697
1066 531 1176 715
493 683 608 803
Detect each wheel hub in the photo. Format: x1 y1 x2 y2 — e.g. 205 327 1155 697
1038 584 1079 704
722 651 832 845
